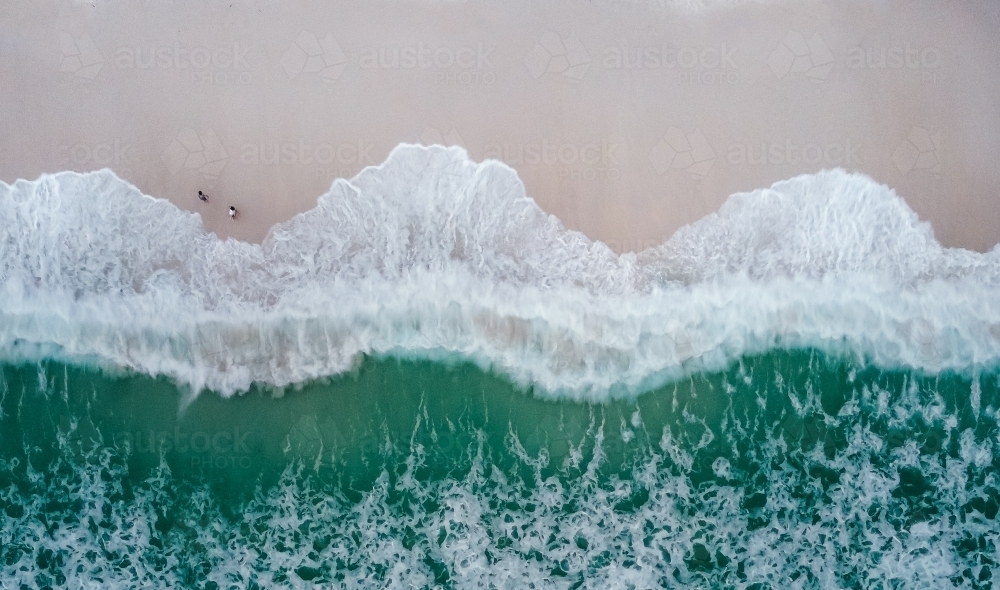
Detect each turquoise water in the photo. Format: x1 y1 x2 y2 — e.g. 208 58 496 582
3 149 1000 587
2 352 998 588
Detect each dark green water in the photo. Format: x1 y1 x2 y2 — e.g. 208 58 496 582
1 350 998 588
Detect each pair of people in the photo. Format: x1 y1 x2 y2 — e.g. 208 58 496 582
198 191 238 220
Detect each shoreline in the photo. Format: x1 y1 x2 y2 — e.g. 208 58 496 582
8 152 994 259
1 0 998 252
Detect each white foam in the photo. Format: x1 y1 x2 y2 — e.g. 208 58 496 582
5 393 998 589
2 144 999 399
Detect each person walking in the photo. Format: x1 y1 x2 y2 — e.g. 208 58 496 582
229 206 238 220
198 190 209 202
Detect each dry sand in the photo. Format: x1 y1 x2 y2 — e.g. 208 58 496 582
1 0 998 252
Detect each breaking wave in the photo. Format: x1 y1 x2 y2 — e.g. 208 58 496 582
1 144 998 400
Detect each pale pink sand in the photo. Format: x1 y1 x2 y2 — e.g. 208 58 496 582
1 0 998 252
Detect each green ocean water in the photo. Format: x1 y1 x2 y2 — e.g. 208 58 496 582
2 350 998 588
4 157 1000 588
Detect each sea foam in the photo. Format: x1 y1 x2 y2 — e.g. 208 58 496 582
1 144 998 400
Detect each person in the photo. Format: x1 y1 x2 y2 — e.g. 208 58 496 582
198 190 208 202
229 206 238 220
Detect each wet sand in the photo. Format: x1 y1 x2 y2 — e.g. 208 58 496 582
1 0 998 252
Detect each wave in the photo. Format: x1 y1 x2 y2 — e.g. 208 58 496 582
3 353 998 588
1 144 999 400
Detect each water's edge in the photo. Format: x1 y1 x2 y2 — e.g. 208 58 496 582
2 146 998 401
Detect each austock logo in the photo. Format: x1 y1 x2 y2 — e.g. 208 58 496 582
239 139 376 167
57 416 256 470
602 42 740 84
114 41 253 85
767 30 835 81
358 42 494 71
892 127 941 176
648 127 716 177
118 427 254 469
846 44 941 71
162 127 229 186
281 32 349 82
58 139 131 177
114 43 251 71
481 139 620 167
116 426 252 454
482 138 622 180
59 32 104 80
726 138 861 168
524 31 591 82
649 128 862 176
602 43 737 71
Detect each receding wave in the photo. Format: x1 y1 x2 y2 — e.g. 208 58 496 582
1 144 998 399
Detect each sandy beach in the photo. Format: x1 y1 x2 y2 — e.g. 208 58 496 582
1 0 998 252
5 3 1000 584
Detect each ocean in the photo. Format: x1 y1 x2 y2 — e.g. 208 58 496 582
1 145 998 588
